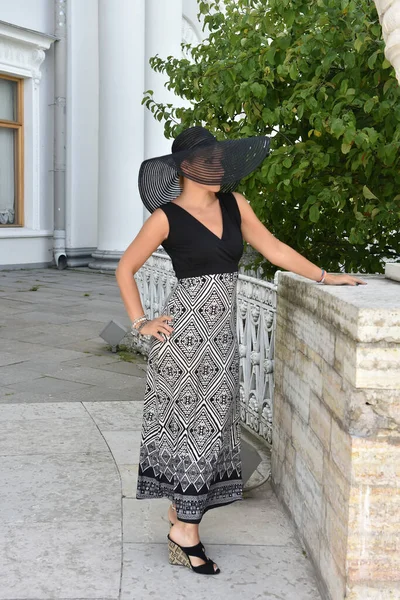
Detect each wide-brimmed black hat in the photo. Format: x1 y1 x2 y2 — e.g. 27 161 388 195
138 126 271 213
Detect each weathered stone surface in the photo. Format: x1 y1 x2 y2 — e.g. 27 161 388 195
319 538 346 600
330 418 352 481
277 272 400 343
322 452 351 526
346 585 400 600
347 555 400 583
292 411 324 484
281 461 304 531
349 485 400 534
301 501 321 567
285 440 296 478
334 331 356 381
354 346 400 389
351 436 400 486
283 365 310 421
322 362 348 423
293 349 323 398
278 300 336 366
279 390 293 436
295 454 323 523
344 380 400 436
274 271 400 600
322 497 348 575
309 392 332 451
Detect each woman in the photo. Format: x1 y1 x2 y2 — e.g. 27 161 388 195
115 126 366 576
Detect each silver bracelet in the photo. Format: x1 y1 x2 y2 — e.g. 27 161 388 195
131 316 148 338
131 314 147 328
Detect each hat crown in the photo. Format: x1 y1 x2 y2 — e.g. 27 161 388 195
172 126 216 154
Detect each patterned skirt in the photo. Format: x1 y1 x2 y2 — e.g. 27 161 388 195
136 271 243 523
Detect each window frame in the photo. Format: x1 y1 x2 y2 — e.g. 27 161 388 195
0 73 24 227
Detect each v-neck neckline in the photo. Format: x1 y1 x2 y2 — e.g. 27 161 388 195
169 194 225 242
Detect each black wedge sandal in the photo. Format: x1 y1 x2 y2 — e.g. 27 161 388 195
167 533 220 575
168 505 206 555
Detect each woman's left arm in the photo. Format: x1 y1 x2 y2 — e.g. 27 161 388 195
233 192 367 286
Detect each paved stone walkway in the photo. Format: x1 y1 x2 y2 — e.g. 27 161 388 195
0 268 323 600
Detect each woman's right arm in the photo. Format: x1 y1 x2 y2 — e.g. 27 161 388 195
115 208 173 340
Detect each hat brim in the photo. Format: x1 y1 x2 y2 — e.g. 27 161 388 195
138 135 271 213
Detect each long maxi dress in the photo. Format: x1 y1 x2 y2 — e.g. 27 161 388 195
136 191 244 523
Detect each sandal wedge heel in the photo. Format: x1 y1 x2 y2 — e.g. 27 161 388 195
167 534 220 575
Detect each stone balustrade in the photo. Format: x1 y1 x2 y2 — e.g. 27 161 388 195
271 271 400 600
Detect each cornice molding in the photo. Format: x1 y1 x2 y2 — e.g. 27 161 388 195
0 20 56 83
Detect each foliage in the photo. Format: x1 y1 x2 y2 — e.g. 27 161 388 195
142 0 400 278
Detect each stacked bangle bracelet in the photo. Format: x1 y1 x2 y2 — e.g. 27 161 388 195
317 269 326 284
131 314 148 337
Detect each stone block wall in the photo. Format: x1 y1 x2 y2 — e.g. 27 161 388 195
271 272 400 600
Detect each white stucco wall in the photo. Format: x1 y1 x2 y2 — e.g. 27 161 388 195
0 0 54 35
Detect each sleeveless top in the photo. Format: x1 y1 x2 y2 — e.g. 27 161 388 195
158 191 244 279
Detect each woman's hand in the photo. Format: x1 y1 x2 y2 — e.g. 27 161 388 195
138 314 174 341
323 273 367 286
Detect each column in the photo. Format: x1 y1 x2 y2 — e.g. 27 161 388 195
89 0 145 270
143 0 184 221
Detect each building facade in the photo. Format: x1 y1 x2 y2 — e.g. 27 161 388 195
0 0 204 270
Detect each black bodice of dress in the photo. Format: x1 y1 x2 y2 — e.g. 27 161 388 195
158 191 244 279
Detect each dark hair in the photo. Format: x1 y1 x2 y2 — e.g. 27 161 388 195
179 174 185 189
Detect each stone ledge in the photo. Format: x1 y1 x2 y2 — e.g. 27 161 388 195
385 262 400 282
276 272 400 343
273 269 400 599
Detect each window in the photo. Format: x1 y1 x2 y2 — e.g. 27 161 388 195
0 74 23 226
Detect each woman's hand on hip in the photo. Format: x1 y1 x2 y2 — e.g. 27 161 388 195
139 315 174 341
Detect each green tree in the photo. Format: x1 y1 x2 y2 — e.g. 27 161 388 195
143 0 400 278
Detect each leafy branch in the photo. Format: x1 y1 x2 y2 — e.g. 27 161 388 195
144 0 400 278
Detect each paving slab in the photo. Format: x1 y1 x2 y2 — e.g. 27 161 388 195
0 363 45 386
83 401 144 430
8 375 93 395
119 463 139 497
0 401 87 420
85 360 146 377
0 521 121 600
121 543 322 600
101 430 142 464
0 352 28 367
0 385 139 404
122 488 299 547
12 309 85 325
0 452 118 523
0 416 109 456
27 365 146 391
0 339 57 358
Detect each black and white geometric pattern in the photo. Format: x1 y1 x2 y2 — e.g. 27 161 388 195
136 271 243 523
